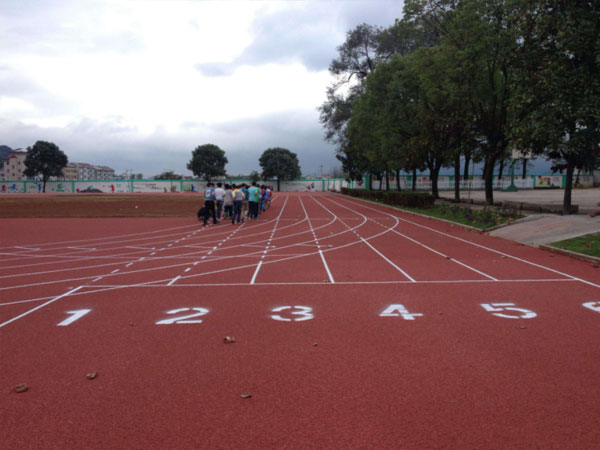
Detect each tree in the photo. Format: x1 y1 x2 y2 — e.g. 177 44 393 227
249 170 261 183
319 24 383 179
154 171 182 180
23 141 68 193
259 147 302 191
187 144 228 181
510 0 600 214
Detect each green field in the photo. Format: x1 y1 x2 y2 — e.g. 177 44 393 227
551 233 600 258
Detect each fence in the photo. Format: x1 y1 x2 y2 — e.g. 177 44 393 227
0 178 349 194
364 174 594 191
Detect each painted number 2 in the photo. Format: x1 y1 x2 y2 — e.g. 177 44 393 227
156 307 209 325
271 305 314 322
481 303 537 319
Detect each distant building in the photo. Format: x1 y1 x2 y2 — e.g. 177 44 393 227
2 149 27 180
62 163 78 180
95 165 115 180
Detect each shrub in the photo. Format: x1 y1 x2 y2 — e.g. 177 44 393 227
340 188 435 208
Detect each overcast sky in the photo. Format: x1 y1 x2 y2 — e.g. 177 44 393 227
0 0 404 177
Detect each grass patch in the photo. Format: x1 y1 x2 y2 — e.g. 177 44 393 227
550 233 600 258
400 203 522 229
349 194 523 230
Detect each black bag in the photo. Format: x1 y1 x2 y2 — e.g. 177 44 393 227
197 206 207 221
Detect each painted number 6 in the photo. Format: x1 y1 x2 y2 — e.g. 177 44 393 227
481 303 537 319
271 305 314 322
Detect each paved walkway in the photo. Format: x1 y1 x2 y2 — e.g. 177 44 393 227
438 188 599 247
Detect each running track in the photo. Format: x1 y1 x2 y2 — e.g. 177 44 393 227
1 192 599 449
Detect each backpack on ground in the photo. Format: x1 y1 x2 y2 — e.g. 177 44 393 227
197 206 207 222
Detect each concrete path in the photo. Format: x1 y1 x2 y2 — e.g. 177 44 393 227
488 214 599 247
438 188 599 247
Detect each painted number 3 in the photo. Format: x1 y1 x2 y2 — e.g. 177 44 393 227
270 305 314 322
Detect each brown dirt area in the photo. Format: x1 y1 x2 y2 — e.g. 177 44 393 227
0 194 203 218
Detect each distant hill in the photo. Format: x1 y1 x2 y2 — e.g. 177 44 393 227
0 145 12 160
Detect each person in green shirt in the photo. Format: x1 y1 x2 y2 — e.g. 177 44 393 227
248 182 261 219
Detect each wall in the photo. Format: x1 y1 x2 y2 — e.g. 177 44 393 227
0 178 349 193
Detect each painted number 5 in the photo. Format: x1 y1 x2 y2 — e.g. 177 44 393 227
156 307 209 325
271 305 314 322
481 303 537 319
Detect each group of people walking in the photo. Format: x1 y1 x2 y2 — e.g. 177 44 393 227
202 181 272 226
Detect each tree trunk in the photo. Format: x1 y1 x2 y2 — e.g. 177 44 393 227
396 169 401 191
522 158 527 178
463 154 470 181
277 179 281 192
385 169 389 191
430 164 441 199
454 153 461 202
412 168 417 191
497 159 505 180
42 178 47 193
483 155 496 205
563 162 575 215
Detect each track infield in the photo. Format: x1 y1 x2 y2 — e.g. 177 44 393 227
1 192 599 450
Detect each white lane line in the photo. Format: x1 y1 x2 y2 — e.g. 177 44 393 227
250 261 263 285
360 237 416 282
111 269 119 274
299 196 335 283
319 250 335 283
126 263 133 267
336 194 599 288
0 286 84 328
93 276 103 282
319 194 496 281
184 268 191 272
1 277 579 308
249 195 289 283
167 276 181 286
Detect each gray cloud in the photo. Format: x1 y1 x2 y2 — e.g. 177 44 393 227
196 0 405 76
0 1 144 56
0 109 340 177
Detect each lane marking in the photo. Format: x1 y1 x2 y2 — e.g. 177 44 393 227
360 237 416 282
0 286 84 328
167 276 181 286
250 261 263 285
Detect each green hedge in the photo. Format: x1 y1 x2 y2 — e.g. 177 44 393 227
340 188 435 208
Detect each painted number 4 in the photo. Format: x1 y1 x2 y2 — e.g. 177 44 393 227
481 303 537 319
380 304 423 320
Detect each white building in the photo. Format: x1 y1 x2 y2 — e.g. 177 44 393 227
2 149 27 180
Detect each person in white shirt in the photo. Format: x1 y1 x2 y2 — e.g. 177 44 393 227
214 182 225 220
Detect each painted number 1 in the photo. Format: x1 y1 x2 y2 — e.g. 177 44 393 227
57 309 92 326
583 302 600 313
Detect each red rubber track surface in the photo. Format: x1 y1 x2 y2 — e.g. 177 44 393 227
1 192 599 450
